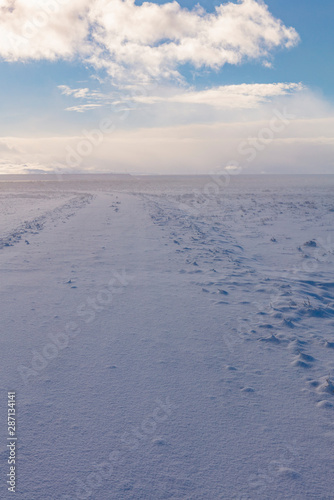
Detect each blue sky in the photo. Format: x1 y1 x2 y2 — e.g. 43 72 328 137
0 0 333 174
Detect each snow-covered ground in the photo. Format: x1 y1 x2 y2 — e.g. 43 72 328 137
1 175 334 499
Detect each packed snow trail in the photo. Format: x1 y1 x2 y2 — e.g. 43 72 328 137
0 182 334 499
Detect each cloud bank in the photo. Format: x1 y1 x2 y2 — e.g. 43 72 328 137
0 0 299 82
1 93 333 175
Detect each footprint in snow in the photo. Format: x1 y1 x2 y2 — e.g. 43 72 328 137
291 351 315 369
306 377 334 409
316 400 333 409
307 379 320 388
316 376 334 395
304 239 317 247
259 334 280 344
277 467 300 479
241 387 255 393
298 352 315 362
288 339 308 353
152 438 167 446
291 359 311 369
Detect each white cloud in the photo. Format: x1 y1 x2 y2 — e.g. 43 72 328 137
58 84 120 112
0 0 299 82
87 0 299 81
0 0 91 61
58 85 90 99
65 104 103 113
134 82 304 109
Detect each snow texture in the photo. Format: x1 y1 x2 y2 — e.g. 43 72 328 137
0 174 334 500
